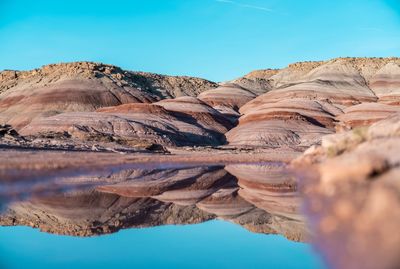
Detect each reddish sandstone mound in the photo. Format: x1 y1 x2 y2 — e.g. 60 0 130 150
198 84 257 122
239 99 341 127
155 96 233 133
0 62 217 129
198 84 257 109
2 57 400 151
226 57 400 149
96 103 169 114
244 61 376 109
369 62 400 105
226 99 338 147
197 74 274 121
19 98 231 147
336 102 400 130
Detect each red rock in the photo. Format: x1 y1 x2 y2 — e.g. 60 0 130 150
19 98 231 147
226 99 337 147
369 62 400 105
336 102 400 130
198 83 257 110
0 62 217 129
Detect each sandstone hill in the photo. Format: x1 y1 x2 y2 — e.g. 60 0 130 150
19 97 232 147
226 57 400 148
0 62 217 129
1 57 400 151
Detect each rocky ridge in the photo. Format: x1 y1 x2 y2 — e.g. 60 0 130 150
0 62 217 129
2 57 400 152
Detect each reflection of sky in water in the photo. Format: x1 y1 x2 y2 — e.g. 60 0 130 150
0 220 325 269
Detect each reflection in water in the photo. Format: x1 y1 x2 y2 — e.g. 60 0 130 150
0 163 307 241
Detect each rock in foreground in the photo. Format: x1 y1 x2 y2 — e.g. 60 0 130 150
293 114 400 269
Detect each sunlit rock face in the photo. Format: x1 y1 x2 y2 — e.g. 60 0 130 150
226 57 400 149
0 62 217 129
2 58 400 151
336 102 400 130
293 114 400 269
369 62 400 105
0 164 308 242
198 84 258 124
226 99 338 147
198 84 257 110
197 72 275 123
18 98 232 147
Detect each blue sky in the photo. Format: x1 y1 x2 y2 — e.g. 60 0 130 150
0 0 399 81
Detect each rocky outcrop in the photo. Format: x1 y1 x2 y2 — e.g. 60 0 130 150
369 62 400 105
18 98 232 147
293 114 400 269
336 102 400 130
197 73 274 122
0 62 217 129
198 84 257 111
226 99 339 147
2 58 400 150
198 83 263 123
0 124 25 144
226 57 400 149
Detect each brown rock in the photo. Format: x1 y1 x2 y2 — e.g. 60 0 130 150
336 102 400 130
226 99 337 147
0 62 217 129
19 98 232 147
369 62 400 105
294 113 400 269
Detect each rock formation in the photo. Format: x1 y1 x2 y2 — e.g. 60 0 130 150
0 62 217 129
18 97 231 147
225 57 400 149
336 102 400 130
293 113 400 269
1 57 400 269
2 57 400 151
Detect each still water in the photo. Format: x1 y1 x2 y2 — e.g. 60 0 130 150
0 163 326 269
0 221 324 269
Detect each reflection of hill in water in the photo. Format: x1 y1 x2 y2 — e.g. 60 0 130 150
0 164 307 241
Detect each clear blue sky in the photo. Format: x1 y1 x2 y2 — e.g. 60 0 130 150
0 0 399 81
